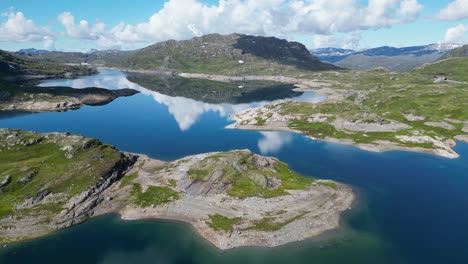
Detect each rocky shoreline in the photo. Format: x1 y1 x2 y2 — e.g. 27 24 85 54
0 87 139 112
0 130 354 249
227 102 465 159
116 154 354 250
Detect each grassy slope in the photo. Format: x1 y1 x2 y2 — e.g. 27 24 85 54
125 34 338 76
0 129 125 220
0 50 96 77
249 68 467 150
188 151 315 199
441 44 468 59
413 57 468 82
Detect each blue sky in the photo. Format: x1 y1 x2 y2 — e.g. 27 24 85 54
0 0 467 51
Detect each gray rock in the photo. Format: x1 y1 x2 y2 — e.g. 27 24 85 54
19 171 37 184
252 154 276 169
55 154 137 228
32 189 51 204
0 175 11 187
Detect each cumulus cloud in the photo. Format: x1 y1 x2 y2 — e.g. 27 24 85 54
444 24 468 43
57 0 424 49
57 12 106 40
435 0 468 21
0 10 53 43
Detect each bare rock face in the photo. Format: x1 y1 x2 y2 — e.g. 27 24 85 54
251 154 276 169
55 154 137 228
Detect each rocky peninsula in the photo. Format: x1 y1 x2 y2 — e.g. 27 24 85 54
0 81 139 112
0 129 354 249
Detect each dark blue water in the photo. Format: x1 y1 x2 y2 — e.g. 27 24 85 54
1 70 467 264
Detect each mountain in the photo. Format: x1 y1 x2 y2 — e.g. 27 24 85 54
17 48 50 55
441 44 468 59
15 49 135 66
311 44 461 71
125 33 339 75
308 48 355 63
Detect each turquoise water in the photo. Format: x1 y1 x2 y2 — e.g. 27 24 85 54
1 70 467 264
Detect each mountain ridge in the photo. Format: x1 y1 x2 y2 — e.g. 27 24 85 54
311 43 461 71
125 33 339 75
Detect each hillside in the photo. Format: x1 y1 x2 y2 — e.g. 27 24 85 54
441 44 468 59
125 33 339 76
15 49 136 66
0 49 96 78
414 57 468 82
335 53 442 72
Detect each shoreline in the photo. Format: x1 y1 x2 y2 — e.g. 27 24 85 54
112 154 355 250
104 67 466 159
0 135 355 250
226 123 463 159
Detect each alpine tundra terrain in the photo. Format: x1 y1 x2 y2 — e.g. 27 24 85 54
0 129 353 249
226 50 468 158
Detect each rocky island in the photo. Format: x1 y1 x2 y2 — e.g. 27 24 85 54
0 129 354 249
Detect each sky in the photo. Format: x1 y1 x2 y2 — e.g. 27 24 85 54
0 0 467 52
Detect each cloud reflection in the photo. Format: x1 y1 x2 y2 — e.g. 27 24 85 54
39 68 324 133
258 131 293 154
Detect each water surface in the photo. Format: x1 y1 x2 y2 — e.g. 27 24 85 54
1 69 467 264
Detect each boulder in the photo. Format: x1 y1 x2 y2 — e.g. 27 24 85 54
19 171 37 184
0 175 11 187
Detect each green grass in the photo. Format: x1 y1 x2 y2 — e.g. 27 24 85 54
246 211 310 232
264 68 468 152
0 49 96 77
255 117 266 126
130 183 179 207
0 129 125 220
187 169 210 181
414 57 468 82
207 214 242 232
317 181 337 189
288 119 348 139
119 172 138 188
187 151 315 199
168 179 177 187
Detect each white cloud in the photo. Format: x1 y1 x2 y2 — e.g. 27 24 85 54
0 10 53 44
57 0 424 49
444 24 468 43
435 0 468 21
57 12 107 40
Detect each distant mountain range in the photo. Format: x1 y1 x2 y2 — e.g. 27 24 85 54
311 43 461 71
